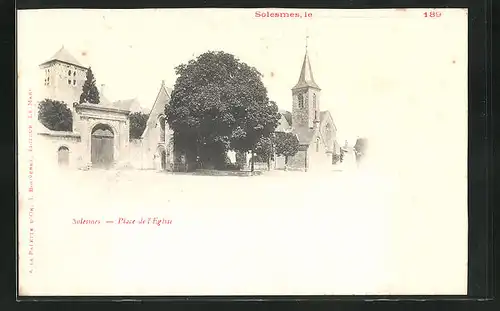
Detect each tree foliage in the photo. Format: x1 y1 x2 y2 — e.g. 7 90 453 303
273 131 299 163
38 99 73 131
129 112 149 140
254 136 274 170
165 51 281 170
79 67 100 104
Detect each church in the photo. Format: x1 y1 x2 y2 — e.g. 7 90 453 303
36 46 174 171
273 48 340 171
36 46 339 172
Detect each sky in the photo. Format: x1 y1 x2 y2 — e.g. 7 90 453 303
18 8 467 147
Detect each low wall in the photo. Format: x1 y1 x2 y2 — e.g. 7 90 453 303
129 138 146 169
36 131 83 171
190 170 263 177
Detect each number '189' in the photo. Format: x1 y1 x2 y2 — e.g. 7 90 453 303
424 11 442 18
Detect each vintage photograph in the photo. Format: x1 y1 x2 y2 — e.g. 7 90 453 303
18 8 468 296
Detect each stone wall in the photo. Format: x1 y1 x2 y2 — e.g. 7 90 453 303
292 88 310 128
129 138 146 169
36 131 83 171
287 149 307 171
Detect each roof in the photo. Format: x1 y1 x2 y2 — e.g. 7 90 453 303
276 110 292 132
112 98 145 112
292 126 316 145
280 110 292 126
320 111 328 122
292 50 320 90
113 99 135 111
145 81 172 116
99 94 114 107
319 110 337 131
141 81 173 139
40 46 86 69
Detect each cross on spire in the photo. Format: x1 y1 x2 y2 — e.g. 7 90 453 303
292 34 320 90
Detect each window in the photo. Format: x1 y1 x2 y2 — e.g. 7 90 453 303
313 93 317 108
159 116 166 142
68 79 71 85
298 94 304 109
68 70 72 76
316 137 320 152
325 124 332 146
73 71 76 76
44 68 50 85
73 80 76 85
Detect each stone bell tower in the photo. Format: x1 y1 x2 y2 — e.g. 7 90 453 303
291 37 321 129
39 46 88 109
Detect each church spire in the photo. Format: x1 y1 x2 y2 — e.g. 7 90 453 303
292 37 320 90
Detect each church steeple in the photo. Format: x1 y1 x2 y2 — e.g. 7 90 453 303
292 39 320 91
291 38 322 129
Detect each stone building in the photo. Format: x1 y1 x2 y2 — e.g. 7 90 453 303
36 46 339 172
274 48 340 171
129 81 175 171
36 46 172 171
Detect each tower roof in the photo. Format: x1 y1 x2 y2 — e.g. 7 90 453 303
292 50 320 90
40 46 86 69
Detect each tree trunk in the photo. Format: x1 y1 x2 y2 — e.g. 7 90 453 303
304 151 308 172
251 150 255 172
284 155 288 171
267 157 270 171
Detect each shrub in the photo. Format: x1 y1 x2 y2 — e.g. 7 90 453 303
38 99 72 131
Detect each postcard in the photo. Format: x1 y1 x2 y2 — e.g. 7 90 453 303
17 8 468 296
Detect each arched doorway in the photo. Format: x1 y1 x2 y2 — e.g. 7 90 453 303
156 145 167 171
91 124 114 168
57 146 69 166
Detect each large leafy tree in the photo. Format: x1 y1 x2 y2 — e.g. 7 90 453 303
165 51 280 170
273 131 299 167
129 112 149 140
38 99 73 131
79 67 100 104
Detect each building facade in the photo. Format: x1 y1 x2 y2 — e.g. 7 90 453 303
36 47 173 171
274 48 340 171
37 46 339 172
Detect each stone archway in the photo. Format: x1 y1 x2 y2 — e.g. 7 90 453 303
91 123 115 168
